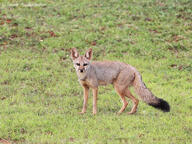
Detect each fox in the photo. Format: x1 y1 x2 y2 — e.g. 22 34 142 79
70 48 170 115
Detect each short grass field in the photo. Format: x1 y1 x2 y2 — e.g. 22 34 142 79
0 0 192 143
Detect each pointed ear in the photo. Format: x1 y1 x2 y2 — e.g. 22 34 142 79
70 48 79 60
84 48 92 60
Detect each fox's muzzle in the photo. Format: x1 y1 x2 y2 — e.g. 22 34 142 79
78 66 85 73
79 69 84 73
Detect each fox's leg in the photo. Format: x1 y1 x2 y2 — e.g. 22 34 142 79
92 88 98 115
114 84 128 114
80 86 89 114
125 89 139 114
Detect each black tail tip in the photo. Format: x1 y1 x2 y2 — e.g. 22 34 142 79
149 98 170 112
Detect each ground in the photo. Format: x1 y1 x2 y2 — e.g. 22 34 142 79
0 0 192 143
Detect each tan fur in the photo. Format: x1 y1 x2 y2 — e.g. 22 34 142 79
70 48 169 114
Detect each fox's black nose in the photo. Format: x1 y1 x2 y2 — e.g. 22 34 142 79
80 69 84 73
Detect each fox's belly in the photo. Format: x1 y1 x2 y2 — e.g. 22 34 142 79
98 80 108 85
97 72 118 86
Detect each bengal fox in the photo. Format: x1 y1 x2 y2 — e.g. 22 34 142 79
70 48 170 115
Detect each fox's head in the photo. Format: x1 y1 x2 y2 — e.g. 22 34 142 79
70 48 92 80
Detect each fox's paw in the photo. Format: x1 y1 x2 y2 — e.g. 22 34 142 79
117 112 122 115
92 111 97 115
79 111 86 114
127 111 136 115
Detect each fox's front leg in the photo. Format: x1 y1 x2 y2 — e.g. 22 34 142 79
80 86 89 114
92 88 98 115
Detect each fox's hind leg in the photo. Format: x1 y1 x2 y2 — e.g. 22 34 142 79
125 89 139 114
114 84 128 114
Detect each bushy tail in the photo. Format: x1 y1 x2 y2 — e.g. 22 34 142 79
133 72 170 112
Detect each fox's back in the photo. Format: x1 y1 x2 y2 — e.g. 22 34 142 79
91 61 136 85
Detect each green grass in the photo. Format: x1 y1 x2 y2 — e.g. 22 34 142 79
0 0 192 143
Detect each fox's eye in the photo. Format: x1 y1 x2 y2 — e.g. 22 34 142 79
76 63 80 66
83 63 88 66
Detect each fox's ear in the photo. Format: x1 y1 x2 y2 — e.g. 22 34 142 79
84 48 92 60
70 48 79 60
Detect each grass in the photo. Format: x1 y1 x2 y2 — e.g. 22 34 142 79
0 0 192 143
